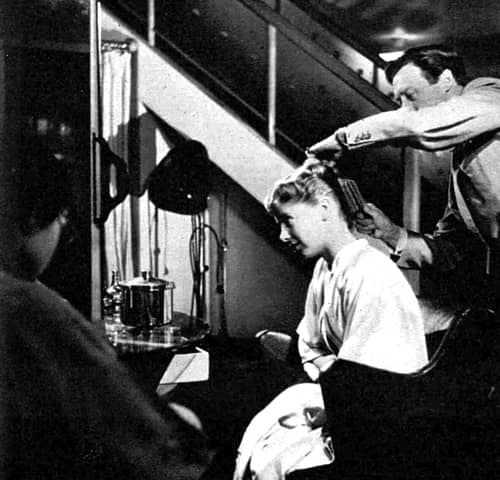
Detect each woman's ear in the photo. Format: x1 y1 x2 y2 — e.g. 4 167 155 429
318 196 333 222
439 69 455 92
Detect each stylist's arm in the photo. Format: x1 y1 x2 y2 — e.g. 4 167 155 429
307 128 347 159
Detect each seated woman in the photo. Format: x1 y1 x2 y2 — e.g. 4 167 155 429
234 158 428 480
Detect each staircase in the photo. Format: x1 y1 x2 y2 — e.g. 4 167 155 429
99 0 402 207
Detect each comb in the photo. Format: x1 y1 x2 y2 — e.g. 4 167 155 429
338 178 365 215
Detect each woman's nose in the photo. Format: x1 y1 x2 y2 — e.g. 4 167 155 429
280 224 291 242
401 98 417 111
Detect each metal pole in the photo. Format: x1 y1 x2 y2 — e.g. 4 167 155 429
266 0 280 145
90 0 104 325
267 23 277 146
0 42 5 139
148 0 156 47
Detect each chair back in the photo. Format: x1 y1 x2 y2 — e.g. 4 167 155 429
318 307 500 479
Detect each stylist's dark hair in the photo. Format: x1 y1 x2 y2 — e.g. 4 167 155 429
12 136 73 234
385 45 467 86
265 157 352 224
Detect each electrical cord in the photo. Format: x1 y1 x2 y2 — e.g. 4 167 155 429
188 216 225 329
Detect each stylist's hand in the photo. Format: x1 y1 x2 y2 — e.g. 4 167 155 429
307 128 347 159
355 203 403 249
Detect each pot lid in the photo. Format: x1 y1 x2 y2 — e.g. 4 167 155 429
121 271 175 289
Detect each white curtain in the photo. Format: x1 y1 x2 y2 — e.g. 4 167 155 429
101 48 132 282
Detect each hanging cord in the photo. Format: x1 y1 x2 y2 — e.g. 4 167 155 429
112 207 121 280
200 213 206 318
189 216 225 329
162 211 169 275
218 190 229 337
147 191 154 274
119 201 129 279
189 215 196 319
189 214 202 320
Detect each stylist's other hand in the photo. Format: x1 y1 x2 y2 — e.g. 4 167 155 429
307 128 347 159
355 203 403 248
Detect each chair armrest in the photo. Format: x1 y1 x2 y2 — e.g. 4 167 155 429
255 330 293 363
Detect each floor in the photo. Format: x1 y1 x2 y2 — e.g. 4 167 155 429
163 334 304 479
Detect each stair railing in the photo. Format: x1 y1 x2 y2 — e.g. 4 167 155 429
102 0 396 161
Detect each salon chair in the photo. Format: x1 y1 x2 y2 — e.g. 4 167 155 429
285 306 500 479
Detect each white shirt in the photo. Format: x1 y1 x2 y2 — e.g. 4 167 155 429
297 239 428 375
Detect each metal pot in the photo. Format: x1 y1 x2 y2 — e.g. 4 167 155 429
120 271 175 328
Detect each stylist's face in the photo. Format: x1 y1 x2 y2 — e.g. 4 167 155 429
276 201 324 258
392 63 451 110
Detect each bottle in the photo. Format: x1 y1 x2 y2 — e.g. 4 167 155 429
104 270 124 325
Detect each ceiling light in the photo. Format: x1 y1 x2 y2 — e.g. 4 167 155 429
379 50 405 62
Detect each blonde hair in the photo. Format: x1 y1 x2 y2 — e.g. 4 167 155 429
265 158 352 222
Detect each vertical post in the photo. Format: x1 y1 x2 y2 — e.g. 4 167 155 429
372 62 378 90
148 0 156 47
90 0 104 325
402 147 421 294
219 191 229 337
128 50 141 277
153 206 159 277
0 41 5 139
267 1 278 146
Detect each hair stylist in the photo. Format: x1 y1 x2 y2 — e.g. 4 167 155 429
308 45 500 313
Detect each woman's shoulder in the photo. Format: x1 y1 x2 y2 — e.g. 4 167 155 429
312 257 329 276
338 240 402 279
339 239 391 266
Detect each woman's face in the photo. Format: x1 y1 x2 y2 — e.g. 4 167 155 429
275 200 326 259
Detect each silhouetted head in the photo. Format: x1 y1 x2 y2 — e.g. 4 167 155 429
0 136 73 278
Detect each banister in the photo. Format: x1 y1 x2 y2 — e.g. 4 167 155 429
288 0 387 71
102 0 397 155
237 0 395 111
